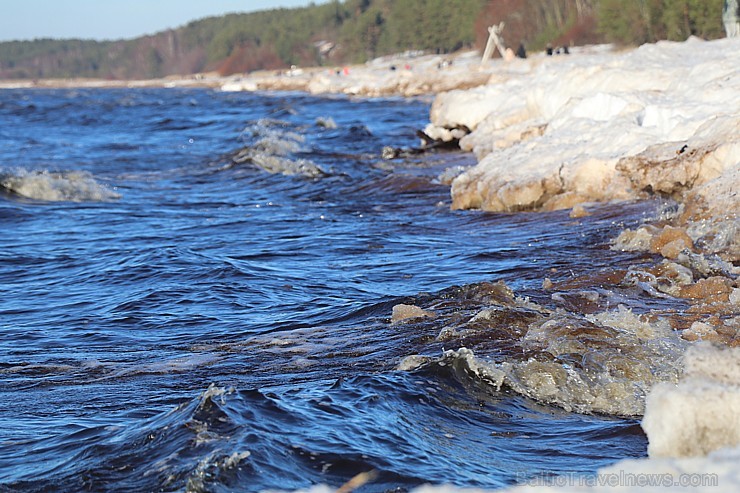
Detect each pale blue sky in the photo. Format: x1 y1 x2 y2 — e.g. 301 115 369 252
0 1 329 42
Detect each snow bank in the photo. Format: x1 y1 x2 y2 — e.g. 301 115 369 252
426 38 740 214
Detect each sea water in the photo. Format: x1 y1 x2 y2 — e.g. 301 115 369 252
0 88 679 491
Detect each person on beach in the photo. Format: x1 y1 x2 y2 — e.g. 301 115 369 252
516 43 527 59
725 0 740 37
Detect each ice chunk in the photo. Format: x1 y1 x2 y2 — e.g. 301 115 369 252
432 38 740 214
391 304 435 324
642 343 740 458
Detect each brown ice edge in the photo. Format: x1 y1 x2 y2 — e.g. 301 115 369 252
6 39 738 490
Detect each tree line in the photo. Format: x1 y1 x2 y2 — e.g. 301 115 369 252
597 0 725 44
0 0 727 80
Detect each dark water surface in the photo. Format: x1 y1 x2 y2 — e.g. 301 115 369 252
0 89 652 492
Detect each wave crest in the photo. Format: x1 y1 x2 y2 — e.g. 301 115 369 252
0 168 120 202
395 282 686 417
230 120 326 177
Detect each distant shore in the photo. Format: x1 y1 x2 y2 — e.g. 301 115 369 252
0 74 223 90
0 48 549 97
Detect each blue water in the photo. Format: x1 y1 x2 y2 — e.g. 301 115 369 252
0 88 650 492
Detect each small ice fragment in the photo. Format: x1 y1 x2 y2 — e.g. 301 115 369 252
391 304 435 324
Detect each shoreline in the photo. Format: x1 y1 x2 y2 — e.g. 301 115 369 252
218 37 739 491
0 46 593 96
421 37 740 492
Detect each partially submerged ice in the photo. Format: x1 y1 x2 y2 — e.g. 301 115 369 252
395 283 687 417
354 344 740 493
487 344 740 492
391 303 436 324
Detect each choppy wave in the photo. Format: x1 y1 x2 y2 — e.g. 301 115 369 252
0 168 120 202
1 374 645 492
395 281 687 416
229 119 327 177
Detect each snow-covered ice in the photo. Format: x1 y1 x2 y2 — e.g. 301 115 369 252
426 38 739 220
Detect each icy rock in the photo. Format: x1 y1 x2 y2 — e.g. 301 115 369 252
649 226 694 259
568 203 590 218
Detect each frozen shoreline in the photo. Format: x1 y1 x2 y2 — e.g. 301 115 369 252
427 38 740 218
210 38 738 491
420 37 740 492
287 38 738 492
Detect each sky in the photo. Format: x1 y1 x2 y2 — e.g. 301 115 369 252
0 1 328 42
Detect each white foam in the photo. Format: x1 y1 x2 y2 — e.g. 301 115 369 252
315 116 337 129
0 168 120 202
185 449 251 492
234 121 325 177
